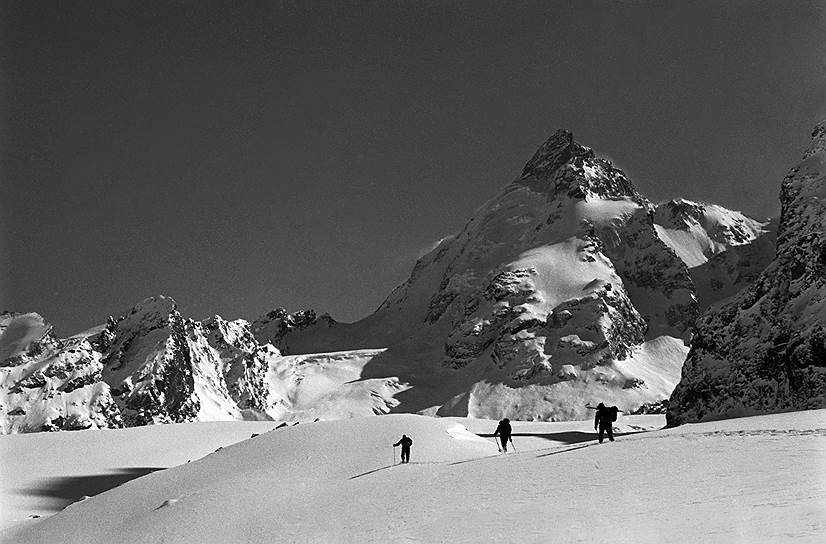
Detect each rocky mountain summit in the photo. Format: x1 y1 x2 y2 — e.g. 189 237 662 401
2 129 780 432
667 122 826 425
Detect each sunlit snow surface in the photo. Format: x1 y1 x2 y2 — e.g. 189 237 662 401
2 410 824 543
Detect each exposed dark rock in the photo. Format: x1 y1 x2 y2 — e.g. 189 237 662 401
668 122 826 426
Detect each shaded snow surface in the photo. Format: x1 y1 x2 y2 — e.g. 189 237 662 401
3 410 824 543
0 421 277 529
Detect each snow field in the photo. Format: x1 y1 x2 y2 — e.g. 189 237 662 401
3 410 825 544
263 349 409 420
0 421 277 530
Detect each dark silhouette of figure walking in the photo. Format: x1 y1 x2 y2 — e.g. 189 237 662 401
594 403 616 443
393 434 413 463
493 418 513 452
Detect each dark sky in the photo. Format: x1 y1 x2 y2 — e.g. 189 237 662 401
2 0 825 335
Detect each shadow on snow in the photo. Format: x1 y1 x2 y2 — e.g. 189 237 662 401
17 467 165 512
476 430 597 445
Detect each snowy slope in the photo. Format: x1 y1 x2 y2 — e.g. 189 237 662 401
260 348 409 420
651 199 775 310
668 121 826 425
3 410 824 544
0 420 277 530
689 218 777 309
653 199 769 268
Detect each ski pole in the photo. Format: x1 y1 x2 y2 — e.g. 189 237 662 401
510 437 516 451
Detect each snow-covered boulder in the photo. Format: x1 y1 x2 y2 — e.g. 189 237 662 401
667 121 826 425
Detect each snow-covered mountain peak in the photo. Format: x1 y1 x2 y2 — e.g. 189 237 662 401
251 307 337 351
520 129 640 202
652 199 770 269
114 295 178 335
520 129 586 178
653 198 766 241
654 199 707 225
202 315 258 352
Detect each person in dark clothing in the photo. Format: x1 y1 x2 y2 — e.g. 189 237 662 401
393 434 413 463
493 418 513 452
594 403 615 443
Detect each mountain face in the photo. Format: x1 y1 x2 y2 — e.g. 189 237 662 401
100 296 243 426
0 298 404 433
270 130 772 421
667 122 826 425
1 129 777 432
0 312 122 433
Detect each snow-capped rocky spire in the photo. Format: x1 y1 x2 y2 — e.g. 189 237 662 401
520 129 589 178
520 129 640 201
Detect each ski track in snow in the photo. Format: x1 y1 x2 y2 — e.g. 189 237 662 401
1 410 824 544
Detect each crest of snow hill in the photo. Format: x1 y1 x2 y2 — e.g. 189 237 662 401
5 125 823 433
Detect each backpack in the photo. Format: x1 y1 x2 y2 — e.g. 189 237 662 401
404 436 413 447
608 406 619 422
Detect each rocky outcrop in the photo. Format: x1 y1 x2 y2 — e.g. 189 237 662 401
251 308 337 353
597 205 699 338
0 312 123 433
203 315 281 414
520 129 641 200
667 122 826 426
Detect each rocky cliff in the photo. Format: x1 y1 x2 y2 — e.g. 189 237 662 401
667 122 826 425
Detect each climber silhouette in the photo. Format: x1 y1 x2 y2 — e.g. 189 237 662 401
493 418 513 452
393 434 413 463
594 403 617 443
